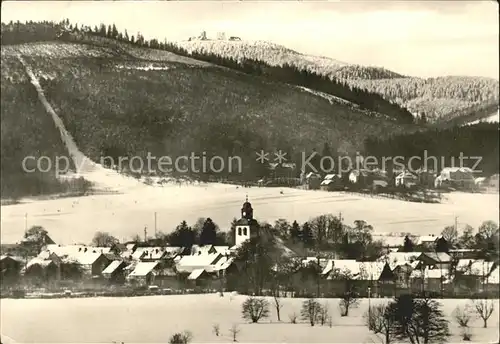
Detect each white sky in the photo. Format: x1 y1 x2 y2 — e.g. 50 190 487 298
1 1 498 79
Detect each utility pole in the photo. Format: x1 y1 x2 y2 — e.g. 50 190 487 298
144 226 147 243
454 216 458 231
25 213 28 233
154 212 157 237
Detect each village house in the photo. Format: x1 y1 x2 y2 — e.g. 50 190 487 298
415 169 437 188
302 172 321 190
63 252 112 278
269 162 297 179
23 258 59 286
357 261 395 296
453 259 499 295
126 261 162 286
435 167 475 190
0 255 22 287
348 169 370 185
378 252 421 269
395 171 418 188
320 174 342 191
102 260 128 285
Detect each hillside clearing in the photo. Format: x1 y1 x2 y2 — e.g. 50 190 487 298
1 295 498 343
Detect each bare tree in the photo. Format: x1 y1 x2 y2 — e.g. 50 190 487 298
229 324 240 342
91 231 119 247
453 305 473 328
288 311 298 324
273 294 283 321
318 302 330 326
331 268 359 316
338 287 359 317
473 299 495 328
241 296 270 323
441 226 458 246
301 298 322 326
364 303 397 344
212 324 220 336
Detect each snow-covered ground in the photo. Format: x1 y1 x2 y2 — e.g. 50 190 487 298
465 110 500 125
1 185 498 245
1 294 498 343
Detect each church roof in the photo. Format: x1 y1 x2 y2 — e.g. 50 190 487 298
235 218 258 226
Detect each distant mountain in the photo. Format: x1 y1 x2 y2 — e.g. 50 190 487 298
176 38 499 123
178 39 405 80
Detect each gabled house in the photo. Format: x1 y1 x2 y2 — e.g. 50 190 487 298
395 171 418 188
435 167 475 189
320 174 342 191
63 252 112 278
304 172 321 190
0 255 22 286
175 253 224 274
102 260 128 284
378 252 421 270
415 169 437 188
348 169 370 185
126 261 161 286
417 252 452 270
23 258 59 285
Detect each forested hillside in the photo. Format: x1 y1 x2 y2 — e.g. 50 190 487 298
364 123 499 175
1 20 416 124
175 35 499 124
1 20 413 197
350 77 499 122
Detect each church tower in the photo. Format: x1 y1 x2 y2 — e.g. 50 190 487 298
235 195 258 247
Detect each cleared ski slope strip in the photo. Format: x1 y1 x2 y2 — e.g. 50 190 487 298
17 55 143 194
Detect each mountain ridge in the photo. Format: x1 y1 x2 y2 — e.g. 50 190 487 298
174 38 499 123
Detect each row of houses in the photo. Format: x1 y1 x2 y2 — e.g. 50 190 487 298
268 164 498 191
302 251 499 297
2 240 498 296
0 243 238 290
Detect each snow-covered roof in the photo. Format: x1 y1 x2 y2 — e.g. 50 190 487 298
26 257 54 269
176 253 222 273
419 252 452 263
322 259 360 277
378 252 421 269
187 268 206 280
212 246 230 255
128 262 159 277
320 180 333 186
64 252 104 266
190 245 215 256
396 171 418 180
415 235 440 245
102 260 125 274
358 262 387 280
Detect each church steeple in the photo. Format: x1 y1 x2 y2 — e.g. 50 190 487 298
241 195 253 220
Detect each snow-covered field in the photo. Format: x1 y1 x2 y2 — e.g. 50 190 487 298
1 294 498 343
1 183 498 245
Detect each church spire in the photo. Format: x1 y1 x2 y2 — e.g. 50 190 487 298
241 195 253 220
